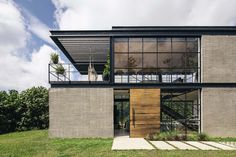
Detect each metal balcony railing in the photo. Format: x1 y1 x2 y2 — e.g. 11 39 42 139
48 63 110 84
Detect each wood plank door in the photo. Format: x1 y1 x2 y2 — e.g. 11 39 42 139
130 89 160 138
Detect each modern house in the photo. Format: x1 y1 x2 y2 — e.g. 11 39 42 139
49 26 236 138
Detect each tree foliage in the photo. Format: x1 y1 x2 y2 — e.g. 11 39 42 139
0 87 48 134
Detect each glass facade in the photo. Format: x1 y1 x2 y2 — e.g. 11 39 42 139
114 37 200 83
161 89 200 132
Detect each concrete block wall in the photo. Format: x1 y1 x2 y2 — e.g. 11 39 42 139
201 35 236 83
201 35 236 137
201 88 236 137
49 88 113 138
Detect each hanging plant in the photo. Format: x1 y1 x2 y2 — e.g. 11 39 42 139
50 53 59 64
55 64 65 75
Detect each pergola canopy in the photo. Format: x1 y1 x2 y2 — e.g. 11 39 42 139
51 36 110 74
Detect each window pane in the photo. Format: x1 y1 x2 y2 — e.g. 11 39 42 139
115 69 128 83
115 54 128 68
187 38 198 52
172 53 185 68
129 38 142 52
143 38 157 52
129 53 142 68
158 38 171 52
158 69 172 83
185 69 198 83
186 53 198 68
172 38 186 52
143 53 157 68
158 53 171 68
114 38 128 52
143 69 159 83
128 69 142 83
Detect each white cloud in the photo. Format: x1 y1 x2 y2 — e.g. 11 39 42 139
0 0 28 54
52 0 236 30
0 0 56 90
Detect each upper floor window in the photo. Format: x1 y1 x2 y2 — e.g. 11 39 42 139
114 37 200 83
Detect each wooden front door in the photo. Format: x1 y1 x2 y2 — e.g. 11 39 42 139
130 89 160 138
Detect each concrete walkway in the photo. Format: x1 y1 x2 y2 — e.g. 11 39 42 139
112 136 236 150
112 136 154 150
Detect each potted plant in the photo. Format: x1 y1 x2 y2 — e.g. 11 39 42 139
50 53 59 64
55 64 65 75
102 54 110 81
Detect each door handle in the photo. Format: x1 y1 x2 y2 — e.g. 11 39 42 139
132 108 135 127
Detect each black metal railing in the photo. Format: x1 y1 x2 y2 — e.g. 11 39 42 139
48 63 110 84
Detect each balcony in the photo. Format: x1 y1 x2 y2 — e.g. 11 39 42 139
48 63 110 85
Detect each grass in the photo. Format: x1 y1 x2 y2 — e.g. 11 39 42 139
0 130 235 157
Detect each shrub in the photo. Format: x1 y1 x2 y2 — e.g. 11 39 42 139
102 54 110 81
198 132 209 141
149 131 209 141
50 53 59 64
55 64 65 75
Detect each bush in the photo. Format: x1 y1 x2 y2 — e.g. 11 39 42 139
198 132 209 141
148 131 209 141
0 87 48 134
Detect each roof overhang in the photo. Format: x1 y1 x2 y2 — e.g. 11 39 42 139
51 35 110 74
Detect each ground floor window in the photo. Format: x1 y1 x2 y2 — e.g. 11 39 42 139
161 89 201 133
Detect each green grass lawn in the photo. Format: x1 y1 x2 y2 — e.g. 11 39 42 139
0 130 235 157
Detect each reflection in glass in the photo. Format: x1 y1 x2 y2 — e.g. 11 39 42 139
172 53 185 68
114 38 128 52
158 53 171 68
129 54 142 68
143 53 157 68
158 38 171 52
143 38 157 52
115 54 128 68
172 38 186 52
129 38 142 52
187 38 199 52
186 53 198 68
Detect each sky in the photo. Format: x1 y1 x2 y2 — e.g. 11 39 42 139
0 0 236 91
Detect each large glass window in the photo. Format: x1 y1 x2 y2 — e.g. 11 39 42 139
161 89 200 132
114 37 200 83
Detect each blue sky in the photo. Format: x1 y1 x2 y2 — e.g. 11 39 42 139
16 0 56 28
0 0 236 90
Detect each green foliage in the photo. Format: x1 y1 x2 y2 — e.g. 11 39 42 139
147 131 210 141
50 53 59 64
55 64 65 75
198 132 209 141
0 87 48 134
103 54 110 80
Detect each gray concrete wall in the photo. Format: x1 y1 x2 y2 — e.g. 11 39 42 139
201 88 236 137
49 88 114 138
201 35 236 83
